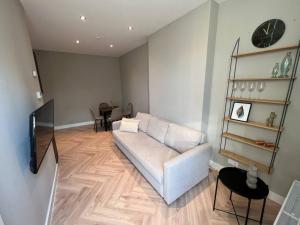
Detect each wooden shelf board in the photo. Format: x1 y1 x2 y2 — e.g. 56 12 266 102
222 132 277 152
229 77 296 81
232 45 298 58
226 96 290 105
220 149 271 173
224 116 283 132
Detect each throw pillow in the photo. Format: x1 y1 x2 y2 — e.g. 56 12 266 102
119 118 140 133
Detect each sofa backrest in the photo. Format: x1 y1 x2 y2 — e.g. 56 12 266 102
135 112 205 152
135 112 152 132
146 116 169 144
164 123 205 153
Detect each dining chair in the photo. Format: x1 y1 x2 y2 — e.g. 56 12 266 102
123 102 133 118
90 107 103 132
99 102 109 113
107 107 123 129
99 102 110 126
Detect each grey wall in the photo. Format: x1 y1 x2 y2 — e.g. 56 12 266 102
207 0 300 196
148 1 217 131
120 44 149 115
0 1 57 225
35 51 122 126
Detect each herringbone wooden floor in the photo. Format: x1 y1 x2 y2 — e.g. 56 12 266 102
51 126 280 225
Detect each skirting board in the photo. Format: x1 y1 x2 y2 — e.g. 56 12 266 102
55 121 94 130
44 163 58 225
209 160 285 205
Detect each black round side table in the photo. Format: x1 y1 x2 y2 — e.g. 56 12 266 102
213 167 269 225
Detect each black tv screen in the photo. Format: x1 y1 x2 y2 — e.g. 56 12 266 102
29 99 54 174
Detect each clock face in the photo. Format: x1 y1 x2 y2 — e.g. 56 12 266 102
252 19 285 48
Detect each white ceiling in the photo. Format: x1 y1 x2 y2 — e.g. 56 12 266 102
20 0 209 57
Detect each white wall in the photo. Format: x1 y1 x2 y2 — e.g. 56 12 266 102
148 1 218 130
120 44 149 115
207 0 300 196
0 0 56 225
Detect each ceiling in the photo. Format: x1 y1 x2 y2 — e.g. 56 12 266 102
20 0 209 57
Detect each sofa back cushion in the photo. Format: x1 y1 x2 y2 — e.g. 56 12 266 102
165 123 204 153
119 118 140 133
146 117 169 143
136 112 152 132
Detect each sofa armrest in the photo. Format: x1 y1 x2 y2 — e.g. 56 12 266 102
112 120 121 130
163 143 212 204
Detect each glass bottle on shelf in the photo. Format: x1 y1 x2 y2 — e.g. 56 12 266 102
279 52 293 77
272 63 279 78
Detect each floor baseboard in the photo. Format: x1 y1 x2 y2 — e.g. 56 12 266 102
55 121 94 130
44 164 58 225
209 160 284 205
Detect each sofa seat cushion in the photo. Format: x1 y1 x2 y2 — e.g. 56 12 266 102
113 130 179 184
165 123 204 153
146 117 169 143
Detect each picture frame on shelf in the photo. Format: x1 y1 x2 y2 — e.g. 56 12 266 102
230 102 252 122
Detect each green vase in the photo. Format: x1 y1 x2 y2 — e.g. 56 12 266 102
271 63 279 78
279 52 292 77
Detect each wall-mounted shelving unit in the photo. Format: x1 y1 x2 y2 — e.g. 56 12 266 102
219 38 300 174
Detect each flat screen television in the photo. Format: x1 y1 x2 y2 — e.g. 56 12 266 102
29 99 54 174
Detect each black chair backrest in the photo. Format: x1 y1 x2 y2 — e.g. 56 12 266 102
99 102 109 115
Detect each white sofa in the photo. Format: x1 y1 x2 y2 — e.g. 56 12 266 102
112 112 211 204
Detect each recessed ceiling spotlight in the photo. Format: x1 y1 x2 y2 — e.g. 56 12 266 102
80 16 87 21
109 44 114 48
76 40 80 44
128 26 133 31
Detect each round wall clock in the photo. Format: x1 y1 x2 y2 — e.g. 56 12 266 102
252 19 285 48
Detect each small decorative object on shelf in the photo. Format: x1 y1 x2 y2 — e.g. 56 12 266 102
265 142 275 148
271 63 280 78
246 165 258 189
254 140 275 148
231 102 252 122
255 140 266 146
266 112 277 127
279 52 292 77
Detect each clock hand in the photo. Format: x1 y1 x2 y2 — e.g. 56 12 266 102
263 23 271 35
269 20 278 43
